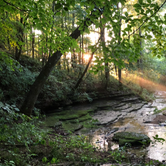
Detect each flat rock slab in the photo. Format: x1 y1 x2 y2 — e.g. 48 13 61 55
155 99 166 103
112 131 151 146
114 103 126 108
121 103 144 113
92 111 123 125
140 107 156 116
114 103 132 111
143 114 157 123
121 97 140 102
96 101 118 110
152 101 166 110
97 105 114 110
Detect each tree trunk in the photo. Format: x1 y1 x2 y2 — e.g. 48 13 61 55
138 27 143 94
79 37 81 64
42 46 45 67
100 17 109 89
26 33 28 56
15 17 24 60
15 46 18 59
82 34 84 64
117 3 122 89
20 10 102 116
31 27 35 59
7 37 10 51
38 36 40 58
49 0 55 59
63 53 67 70
71 13 76 68
71 49 76 68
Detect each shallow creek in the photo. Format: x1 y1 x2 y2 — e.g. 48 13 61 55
82 91 166 162
46 90 166 164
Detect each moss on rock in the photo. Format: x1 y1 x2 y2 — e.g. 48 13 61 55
59 109 94 121
62 122 83 132
113 132 151 146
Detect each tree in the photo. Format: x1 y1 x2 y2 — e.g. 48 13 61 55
20 0 108 116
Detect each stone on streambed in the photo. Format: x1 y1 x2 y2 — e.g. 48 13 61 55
112 132 151 146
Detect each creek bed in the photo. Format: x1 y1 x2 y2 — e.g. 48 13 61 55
45 91 166 165
83 91 166 163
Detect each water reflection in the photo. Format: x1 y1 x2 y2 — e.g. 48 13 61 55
87 130 108 151
86 115 166 162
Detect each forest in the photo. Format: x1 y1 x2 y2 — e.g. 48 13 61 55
0 0 166 165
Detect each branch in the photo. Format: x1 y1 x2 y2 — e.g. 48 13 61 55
128 0 166 38
3 0 29 12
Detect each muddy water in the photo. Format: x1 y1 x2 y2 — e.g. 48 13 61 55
85 91 166 162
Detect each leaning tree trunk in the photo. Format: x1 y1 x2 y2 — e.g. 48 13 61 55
20 10 103 116
74 37 100 91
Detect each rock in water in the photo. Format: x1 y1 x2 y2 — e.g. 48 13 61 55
112 132 151 146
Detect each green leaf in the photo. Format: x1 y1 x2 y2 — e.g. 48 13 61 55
42 157 47 163
139 0 143 4
55 3 62 10
14 108 20 112
125 12 128 17
134 4 141 8
64 7 68 11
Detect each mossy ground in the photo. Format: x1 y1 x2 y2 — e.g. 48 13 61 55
42 108 99 135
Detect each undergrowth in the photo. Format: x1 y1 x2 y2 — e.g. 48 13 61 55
0 102 108 166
